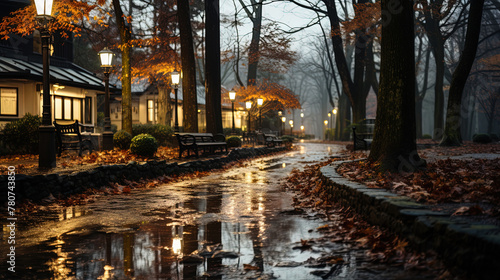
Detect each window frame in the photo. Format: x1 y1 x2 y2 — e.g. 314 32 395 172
0 87 19 117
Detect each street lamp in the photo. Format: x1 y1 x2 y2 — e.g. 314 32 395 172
300 125 305 138
281 116 286 136
328 113 332 141
278 110 282 116
324 120 328 141
229 91 236 134
289 120 293 136
35 0 56 169
246 101 252 132
171 71 180 132
257 98 263 130
98 48 114 150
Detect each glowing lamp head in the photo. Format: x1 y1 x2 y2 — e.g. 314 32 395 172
324 120 328 125
278 111 282 116
289 120 293 126
281 117 286 123
246 101 252 109
333 108 338 115
98 48 114 68
300 125 304 131
34 0 54 17
257 98 263 106
171 71 180 86
300 112 304 118
328 113 331 117
229 91 236 101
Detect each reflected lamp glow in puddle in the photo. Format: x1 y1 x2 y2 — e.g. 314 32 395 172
172 236 183 256
282 163 286 168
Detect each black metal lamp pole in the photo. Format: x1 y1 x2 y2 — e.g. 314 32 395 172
36 4 56 169
171 71 180 132
246 102 252 132
257 98 263 131
99 48 114 150
229 91 236 134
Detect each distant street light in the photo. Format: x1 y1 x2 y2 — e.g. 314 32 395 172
99 48 115 150
300 125 305 138
324 120 328 141
257 98 263 130
281 116 286 136
36 0 56 169
171 71 180 132
229 91 236 134
289 119 294 136
246 101 252 131
328 113 332 141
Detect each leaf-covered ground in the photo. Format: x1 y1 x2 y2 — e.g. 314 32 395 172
282 159 456 278
337 142 500 216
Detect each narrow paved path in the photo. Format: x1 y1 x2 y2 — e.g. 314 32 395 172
3 143 441 279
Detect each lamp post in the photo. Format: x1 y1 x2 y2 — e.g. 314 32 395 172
229 91 236 134
171 71 180 132
246 101 252 132
289 120 293 136
328 112 332 141
35 0 56 169
257 98 263 130
99 48 114 150
324 120 328 141
300 125 304 138
281 116 286 136
332 108 337 140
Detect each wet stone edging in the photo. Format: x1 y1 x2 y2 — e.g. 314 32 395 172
319 160 500 280
0 146 286 204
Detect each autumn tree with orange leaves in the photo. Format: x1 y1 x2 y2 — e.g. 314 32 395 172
232 80 301 130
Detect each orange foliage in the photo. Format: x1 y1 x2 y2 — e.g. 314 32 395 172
0 0 107 40
234 79 301 110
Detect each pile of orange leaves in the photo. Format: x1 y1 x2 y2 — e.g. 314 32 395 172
283 160 448 273
337 158 500 209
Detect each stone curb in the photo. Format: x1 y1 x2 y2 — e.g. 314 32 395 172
319 160 500 280
0 146 287 204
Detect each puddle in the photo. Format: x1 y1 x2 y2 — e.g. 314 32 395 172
2 143 441 279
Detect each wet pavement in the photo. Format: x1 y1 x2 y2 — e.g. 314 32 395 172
1 143 441 279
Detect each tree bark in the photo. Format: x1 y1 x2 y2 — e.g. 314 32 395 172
157 84 172 127
178 0 198 132
440 0 485 146
244 0 263 86
205 0 223 134
368 0 424 172
113 0 132 134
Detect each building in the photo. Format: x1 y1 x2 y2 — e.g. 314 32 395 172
0 0 105 131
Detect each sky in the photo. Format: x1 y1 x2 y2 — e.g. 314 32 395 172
219 0 325 54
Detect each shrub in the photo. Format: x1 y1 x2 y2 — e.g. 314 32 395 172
132 124 174 146
226 136 242 148
130 134 158 157
421 134 432 139
489 134 499 142
223 127 242 136
473 134 492 144
281 135 294 143
2 113 41 154
113 130 132 150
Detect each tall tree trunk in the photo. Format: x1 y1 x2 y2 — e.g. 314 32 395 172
369 0 424 172
157 84 172 126
178 0 198 132
205 0 223 134
245 0 263 86
113 0 132 134
440 0 485 146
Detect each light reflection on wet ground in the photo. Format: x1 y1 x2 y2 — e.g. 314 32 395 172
1 143 439 279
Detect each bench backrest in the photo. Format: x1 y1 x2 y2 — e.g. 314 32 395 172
54 120 83 145
176 132 225 144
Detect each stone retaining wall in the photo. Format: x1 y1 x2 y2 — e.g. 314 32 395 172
320 160 500 280
0 147 286 204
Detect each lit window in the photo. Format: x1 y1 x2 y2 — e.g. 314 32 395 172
0 88 18 116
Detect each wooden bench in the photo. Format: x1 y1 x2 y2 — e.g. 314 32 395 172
53 120 94 156
176 132 227 158
352 126 373 150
